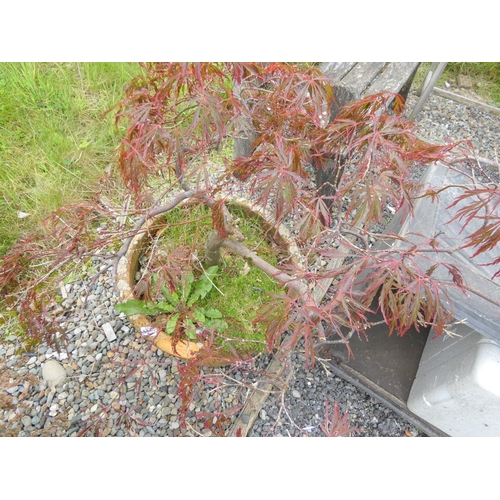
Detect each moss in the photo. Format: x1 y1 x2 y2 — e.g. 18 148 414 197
146 201 285 355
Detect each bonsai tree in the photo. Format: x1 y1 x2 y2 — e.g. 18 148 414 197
1 62 499 429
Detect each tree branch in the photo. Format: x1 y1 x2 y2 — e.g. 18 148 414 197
111 190 196 287
450 154 500 172
220 237 308 297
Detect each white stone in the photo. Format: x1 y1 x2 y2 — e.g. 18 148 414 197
21 415 32 427
47 352 68 361
42 360 67 388
102 322 117 342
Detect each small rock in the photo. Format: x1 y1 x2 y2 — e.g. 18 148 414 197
292 390 301 398
46 390 55 406
457 74 473 89
109 391 119 400
6 357 18 368
378 419 393 435
102 322 117 342
42 360 67 388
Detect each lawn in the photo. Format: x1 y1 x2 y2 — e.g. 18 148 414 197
414 62 500 107
0 62 143 255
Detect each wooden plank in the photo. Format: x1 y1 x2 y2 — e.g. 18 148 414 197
320 296 429 402
341 62 387 96
312 234 358 304
330 84 359 120
319 62 357 82
364 62 420 96
433 87 500 117
225 353 288 437
319 359 447 436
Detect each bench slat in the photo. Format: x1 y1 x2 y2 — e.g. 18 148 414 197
321 62 421 120
341 62 387 96
320 62 357 81
364 62 420 96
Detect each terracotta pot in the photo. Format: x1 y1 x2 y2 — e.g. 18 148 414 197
116 197 303 362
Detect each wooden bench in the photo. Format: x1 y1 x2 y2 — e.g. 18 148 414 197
315 62 447 201
319 62 453 120
319 62 422 120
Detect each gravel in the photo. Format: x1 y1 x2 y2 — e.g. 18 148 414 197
1 83 500 437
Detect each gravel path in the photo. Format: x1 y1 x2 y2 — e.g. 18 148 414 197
1 83 500 437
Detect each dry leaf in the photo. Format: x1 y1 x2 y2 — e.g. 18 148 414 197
240 262 250 276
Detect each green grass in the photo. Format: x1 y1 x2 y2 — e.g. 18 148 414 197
446 62 500 105
413 62 500 107
149 202 284 355
0 62 143 255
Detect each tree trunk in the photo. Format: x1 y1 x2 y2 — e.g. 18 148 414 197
313 154 344 215
232 81 257 164
313 84 357 207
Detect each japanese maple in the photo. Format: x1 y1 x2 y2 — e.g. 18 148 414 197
1 62 499 432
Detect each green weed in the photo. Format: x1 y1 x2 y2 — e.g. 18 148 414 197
116 265 228 340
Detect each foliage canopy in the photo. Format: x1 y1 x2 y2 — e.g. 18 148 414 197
1 63 499 430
